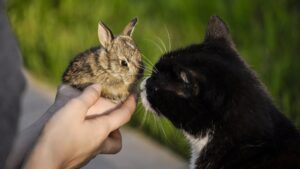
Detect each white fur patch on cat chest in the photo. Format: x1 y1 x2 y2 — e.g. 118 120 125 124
184 132 210 169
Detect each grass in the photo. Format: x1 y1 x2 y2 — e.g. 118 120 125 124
6 0 300 158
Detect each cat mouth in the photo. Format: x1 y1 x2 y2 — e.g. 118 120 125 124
140 78 147 91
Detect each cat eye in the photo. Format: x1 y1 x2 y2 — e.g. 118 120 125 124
121 60 128 67
180 72 189 84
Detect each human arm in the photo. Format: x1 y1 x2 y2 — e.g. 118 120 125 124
7 84 136 169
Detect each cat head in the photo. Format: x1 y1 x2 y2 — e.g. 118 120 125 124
97 17 143 85
141 16 260 135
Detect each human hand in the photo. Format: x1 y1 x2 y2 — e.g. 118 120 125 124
6 84 83 169
24 84 137 169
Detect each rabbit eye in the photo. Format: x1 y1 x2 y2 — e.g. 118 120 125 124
121 60 128 67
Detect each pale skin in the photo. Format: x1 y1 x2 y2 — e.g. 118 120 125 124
24 84 137 169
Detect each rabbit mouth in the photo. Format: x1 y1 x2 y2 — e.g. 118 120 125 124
122 77 133 85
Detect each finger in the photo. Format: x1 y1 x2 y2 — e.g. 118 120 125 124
99 130 122 154
100 95 136 131
69 84 101 116
56 84 81 101
86 97 117 117
50 85 82 114
78 84 101 106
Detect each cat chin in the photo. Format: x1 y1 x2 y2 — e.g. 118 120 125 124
140 78 157 114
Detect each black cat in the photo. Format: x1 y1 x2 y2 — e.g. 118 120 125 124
140 16 300 169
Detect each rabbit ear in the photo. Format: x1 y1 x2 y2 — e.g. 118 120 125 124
98 21 114 48
122 17 138 37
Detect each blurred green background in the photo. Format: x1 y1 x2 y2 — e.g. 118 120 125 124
5 0 300 158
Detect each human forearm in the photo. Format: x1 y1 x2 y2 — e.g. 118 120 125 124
22 85 136 169
24 138 62 169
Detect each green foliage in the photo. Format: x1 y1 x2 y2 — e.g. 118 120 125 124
6 0 300 158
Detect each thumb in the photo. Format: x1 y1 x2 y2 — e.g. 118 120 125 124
67 84 102 117
55 84 81 102
51 85 81 114
93 95 136 132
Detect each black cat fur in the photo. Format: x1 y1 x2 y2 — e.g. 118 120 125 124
141 16 300 169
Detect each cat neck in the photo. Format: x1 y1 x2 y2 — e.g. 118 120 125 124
183 104 300 169
184 131 211 169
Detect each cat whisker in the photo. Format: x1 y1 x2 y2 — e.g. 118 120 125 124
137 100 143 104
138 65 154 73
164 25 172 52
155 36 167 53
142 68 154 74
142 57 158 74
144 70 152 75
142 61 155 71
141 109 150 127
138 68 153 74
144 38 164 54
142 62 158 74
142 54 157 70
155 109 167 138
142 72 153 77
141 54 156 66
135 107 146 128
158 117 168 140
136 66 153 73
150 112 160 134
135 105 142 113
141 76 150 81
137 101 152 127
137 102 145 109
141 71 153 76
140 61 155 73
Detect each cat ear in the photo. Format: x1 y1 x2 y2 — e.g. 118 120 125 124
204 16 236 49
98 21 114 48
122 17 138 37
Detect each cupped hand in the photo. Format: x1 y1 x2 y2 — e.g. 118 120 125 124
24 84 136 169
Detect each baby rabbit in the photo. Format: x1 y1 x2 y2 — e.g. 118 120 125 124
6 18 144 169
63 17 143 103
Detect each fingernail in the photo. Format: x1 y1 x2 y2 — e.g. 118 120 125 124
91 84 101 93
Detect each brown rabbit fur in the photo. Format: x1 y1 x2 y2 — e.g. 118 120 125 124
63 18 143 103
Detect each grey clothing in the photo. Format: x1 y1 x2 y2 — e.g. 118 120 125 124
0 0 25 167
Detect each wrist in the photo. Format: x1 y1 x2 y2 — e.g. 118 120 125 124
24 134 62 169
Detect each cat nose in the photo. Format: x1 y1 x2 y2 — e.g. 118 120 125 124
146 80 159 93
